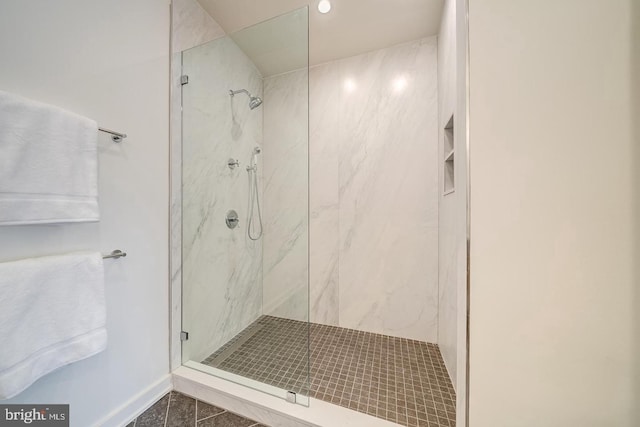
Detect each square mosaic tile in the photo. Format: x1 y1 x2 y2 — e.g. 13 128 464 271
202 316 456 427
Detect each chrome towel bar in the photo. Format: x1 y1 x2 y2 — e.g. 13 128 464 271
103 250 127 260
98 127 127 143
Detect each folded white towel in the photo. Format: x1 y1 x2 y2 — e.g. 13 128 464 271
0 252 107 399
0 91 99 225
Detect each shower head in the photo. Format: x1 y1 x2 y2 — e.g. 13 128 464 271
249 96 263 110
229 88 263 110
253 146 262 154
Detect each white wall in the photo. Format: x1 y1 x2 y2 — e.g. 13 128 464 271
437 0 458 386
468 0 640 425
0 1 170 426
634 4 640 423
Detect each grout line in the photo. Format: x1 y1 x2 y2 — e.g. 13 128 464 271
196 410 227 424
163 392 172 427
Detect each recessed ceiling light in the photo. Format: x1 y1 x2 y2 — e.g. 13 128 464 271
318 0 331 14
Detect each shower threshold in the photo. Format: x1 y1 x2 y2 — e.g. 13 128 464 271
173 365 399 427
183 360 310 406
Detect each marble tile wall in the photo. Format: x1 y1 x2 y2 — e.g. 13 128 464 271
172 0 440 356
437 0 459 386
181 36 264 363
337 37 439 342
170 0 225 369
171 0 225 54
308 64 341 326
262 70 309 321
263 38 439 342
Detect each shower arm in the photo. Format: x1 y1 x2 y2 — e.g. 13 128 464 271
229 89 251 98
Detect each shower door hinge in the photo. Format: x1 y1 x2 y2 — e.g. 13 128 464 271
181 75 189 85
180 331 189 341
286 391 297 404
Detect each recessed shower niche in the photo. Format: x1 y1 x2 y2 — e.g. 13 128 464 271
444 114 455 195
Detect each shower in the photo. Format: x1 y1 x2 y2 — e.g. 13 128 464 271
246 146 263 240
229 89 263 110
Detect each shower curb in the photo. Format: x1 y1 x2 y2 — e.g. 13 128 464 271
172 366 400 427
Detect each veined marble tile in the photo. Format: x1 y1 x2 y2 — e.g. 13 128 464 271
309 64 340 326
174 31 440 360
437 0 459 386
262 69 309 322
170 0 226 369
181 37 264 362
172 0 225 54
264 38 440 340
170 52 183 370
336 37 439 342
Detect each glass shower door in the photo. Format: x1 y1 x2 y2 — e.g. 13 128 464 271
180 7 310 405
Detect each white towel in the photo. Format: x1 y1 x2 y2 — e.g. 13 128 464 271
0 91 99 225
0 252 107 400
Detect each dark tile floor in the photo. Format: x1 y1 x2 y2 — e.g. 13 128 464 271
202 316 456 427
203 316 309 395
127 391 266 427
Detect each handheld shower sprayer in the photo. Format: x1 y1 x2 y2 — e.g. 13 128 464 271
247 146 263 240
247 147 261 172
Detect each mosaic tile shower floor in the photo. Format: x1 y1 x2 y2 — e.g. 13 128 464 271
202 316 456 427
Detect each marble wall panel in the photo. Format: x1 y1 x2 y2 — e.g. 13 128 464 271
262 69 309 322
308 64 341 326
337 38 439 342
170 0 226 369
437 0 459 385
181 37 264 362
263 38 439 342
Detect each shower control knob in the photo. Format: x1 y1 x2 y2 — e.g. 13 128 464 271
225 210 239 229
228 159 240 170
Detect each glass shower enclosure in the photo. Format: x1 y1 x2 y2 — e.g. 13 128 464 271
180 8 310 405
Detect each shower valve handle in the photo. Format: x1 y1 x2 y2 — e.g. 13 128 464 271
228 159 240 169
225 210 240 229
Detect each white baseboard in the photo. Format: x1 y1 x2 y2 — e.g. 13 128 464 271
172 366 399 427
93 375 173 427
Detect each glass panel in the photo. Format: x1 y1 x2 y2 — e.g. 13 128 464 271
181 7 309 405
